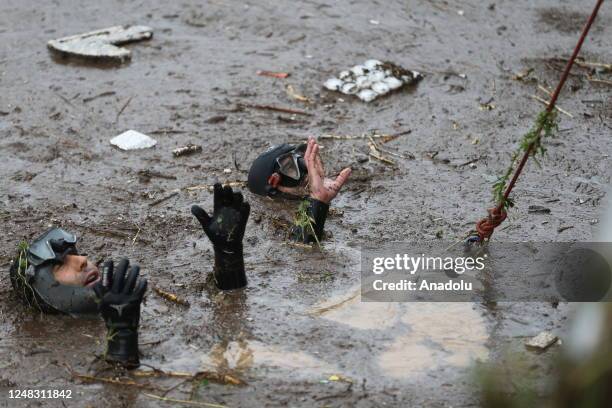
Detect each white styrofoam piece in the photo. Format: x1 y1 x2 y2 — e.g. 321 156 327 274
110 130 157 150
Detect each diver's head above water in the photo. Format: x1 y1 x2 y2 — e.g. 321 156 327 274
247 136 352 204
9 227 100 315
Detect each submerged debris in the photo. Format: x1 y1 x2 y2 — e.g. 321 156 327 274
256 70 290 78
153 287 190 306
525 331 558 351
323 59 422 102
48 25 153 61
110 130 157 150
173 144 202 157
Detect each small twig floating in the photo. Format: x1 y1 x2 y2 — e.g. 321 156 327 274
320 129 410 142
239 103 313 116
184 181 246 192
153 287 190 307
256 70 290 78
586 76 612 86
531 94 574 118
149 191 180 207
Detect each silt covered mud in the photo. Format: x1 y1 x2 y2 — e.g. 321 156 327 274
1 0 611 406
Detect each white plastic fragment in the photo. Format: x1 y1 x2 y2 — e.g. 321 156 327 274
110 130 157 150
384 76 403 90
357 89 377 102
341 82 358 94
324 78 343 91
48 25 153 61
364 59 383 70
338 70 351 80
371 82 390 95
355 76 371 88
351 65 366 76
368 70 386 82
525 331 558 350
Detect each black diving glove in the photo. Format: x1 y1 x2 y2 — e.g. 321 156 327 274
191 183 250 290
292 197 329 244
94 259 147 369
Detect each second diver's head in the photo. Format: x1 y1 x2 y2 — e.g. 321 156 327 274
247 143 308 199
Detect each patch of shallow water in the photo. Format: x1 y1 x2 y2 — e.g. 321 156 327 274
380 303 489 378
310 288 489 379
201 340 336 377
309 286 400 330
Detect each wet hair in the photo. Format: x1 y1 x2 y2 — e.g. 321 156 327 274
8 251 58 314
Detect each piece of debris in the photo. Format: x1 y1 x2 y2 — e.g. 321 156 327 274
185 181 247 192
110 130 157 150
172 144 202 157
323 59 422 102
256 70 290 78
138 169 177 182
83 91 116 103
368 137 396 166
512 68 534 81
286 84 311 103
205 115 227 124
149 191 179 207
153 287 190 306
528 205 551 214
525 331 558 350
48 25 153 62
531 94 574 118
240 103 312 116
558 225 575 233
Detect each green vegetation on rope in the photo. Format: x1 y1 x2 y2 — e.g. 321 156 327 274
493 110 558 210
294 199 321 247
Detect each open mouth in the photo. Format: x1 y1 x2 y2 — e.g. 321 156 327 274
84 270 101 287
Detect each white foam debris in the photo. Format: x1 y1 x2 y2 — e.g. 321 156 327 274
110 130 157 150
372 82 390 95
48 25 153 61
324 78 343 91
341 82 358 95
323 59 422 102
357 89 377 102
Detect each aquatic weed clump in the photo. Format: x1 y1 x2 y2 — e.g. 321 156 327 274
293 199 321 247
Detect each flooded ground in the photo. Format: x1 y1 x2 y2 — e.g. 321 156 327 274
1 0 611 406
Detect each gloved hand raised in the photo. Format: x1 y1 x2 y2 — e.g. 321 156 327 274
191 183 250 290
94 259 147 369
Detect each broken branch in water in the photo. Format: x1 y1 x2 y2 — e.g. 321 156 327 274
185 181 246 192
239 103 313 116
586 76 612 86
256 70 289 78
320 129 410 142
367 136 397 166
531 94 574 118
149 191 180 207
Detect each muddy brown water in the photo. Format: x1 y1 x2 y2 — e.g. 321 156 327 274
1 0 611 406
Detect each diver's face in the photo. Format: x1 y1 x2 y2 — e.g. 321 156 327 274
275 174 309 197
53 255 100 288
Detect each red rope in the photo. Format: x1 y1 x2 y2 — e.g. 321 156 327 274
475 0 605 241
